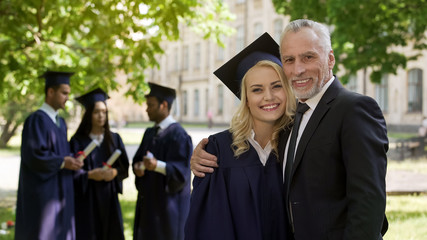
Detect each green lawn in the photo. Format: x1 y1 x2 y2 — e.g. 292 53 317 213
384 195 427 240
1 131 427 239
1 195 426 239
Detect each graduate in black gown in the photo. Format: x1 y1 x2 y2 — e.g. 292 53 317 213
15 71 83 240
184 33 295 240
70 88 129 240
132 83 193 240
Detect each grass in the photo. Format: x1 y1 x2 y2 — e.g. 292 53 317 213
119 199 137 240
388 159 427 174
0 146 19 157
0 207 14 239
388 132 419 139
1 131 427 239
1 195 426 239
384 195 427 240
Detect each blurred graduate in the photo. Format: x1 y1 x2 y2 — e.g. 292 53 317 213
184 33 295 240
132 83 193 240
70 88 129 240
15 71 83 240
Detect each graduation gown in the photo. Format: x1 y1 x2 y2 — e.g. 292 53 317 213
133 123 193 240
15 110 76 240
184 130 287 240
69 132 129 240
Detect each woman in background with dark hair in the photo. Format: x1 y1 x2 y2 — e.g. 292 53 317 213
70 88 129 240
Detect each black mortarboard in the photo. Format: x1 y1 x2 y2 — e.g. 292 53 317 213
42 71 73 88
145 82 176 106
75 88 110 109
213 32 282 99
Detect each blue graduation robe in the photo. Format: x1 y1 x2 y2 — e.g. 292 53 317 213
184 130 287 240
133 123 193 240
15 110 76 240
70 132 129 240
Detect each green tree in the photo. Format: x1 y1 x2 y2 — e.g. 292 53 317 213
0 0 234 148
272 0 427 85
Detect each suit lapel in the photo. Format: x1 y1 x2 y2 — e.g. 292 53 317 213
291 77 343 176
278 127 291 170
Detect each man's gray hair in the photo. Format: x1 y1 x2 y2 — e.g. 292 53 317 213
280 19 332 54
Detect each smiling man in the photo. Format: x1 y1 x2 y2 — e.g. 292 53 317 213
278 19 388 240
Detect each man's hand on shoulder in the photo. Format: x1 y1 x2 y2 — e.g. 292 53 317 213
191 138 218 177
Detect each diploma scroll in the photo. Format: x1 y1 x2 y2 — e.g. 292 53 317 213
76 139 99 162
102 149 122 169
139 151 153 170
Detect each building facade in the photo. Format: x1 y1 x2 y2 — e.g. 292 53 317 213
111 0 427 132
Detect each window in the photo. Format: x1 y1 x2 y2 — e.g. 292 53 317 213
183 90 188 116
205 88 209 116
236 26 245 52
254 22 263 39
218 85 224 115
174 48 179 71
274 19 283 43
408 68 423 112
194 89 200 117
183 45 189 70
346 75 358 92
375 74 389 112
216 45 224 62
195 43 201 69
216 36 224 61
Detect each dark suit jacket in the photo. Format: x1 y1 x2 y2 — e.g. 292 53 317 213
279 77 388 240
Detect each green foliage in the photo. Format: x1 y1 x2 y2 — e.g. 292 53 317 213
272 0 427 84
0 0 234 147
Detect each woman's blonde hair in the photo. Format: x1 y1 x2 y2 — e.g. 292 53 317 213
230 60 296 157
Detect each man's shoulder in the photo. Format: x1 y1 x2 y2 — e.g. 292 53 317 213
166 122 189 135
335 88 377 106
25 110 49 124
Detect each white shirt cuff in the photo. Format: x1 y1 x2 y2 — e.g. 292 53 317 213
154 160 167 175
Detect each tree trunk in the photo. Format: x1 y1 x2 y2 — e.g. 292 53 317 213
0 103 22 149
0 118 20 148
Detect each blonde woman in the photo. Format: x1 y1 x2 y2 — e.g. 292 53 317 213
185 33 295 240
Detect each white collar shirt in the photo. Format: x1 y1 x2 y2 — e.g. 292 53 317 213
156 115 176 134
40 102 59 125
248 129 272 166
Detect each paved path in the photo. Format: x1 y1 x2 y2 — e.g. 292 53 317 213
2 127 427 207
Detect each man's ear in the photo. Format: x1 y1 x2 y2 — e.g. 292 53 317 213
46 87 54 98
160 100 169 111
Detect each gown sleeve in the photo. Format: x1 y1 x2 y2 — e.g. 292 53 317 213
112 133 130 194
184 134 236 240
69 136 90 194
21 114 64 181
